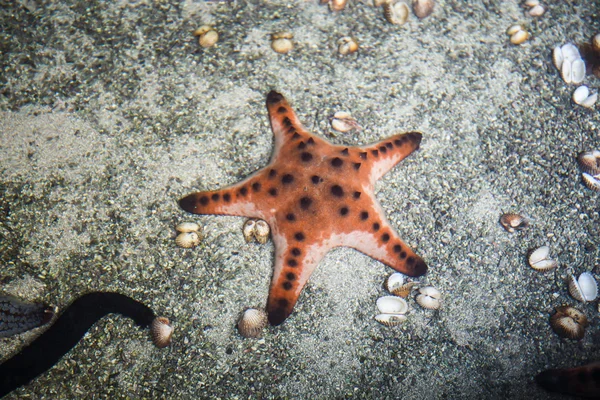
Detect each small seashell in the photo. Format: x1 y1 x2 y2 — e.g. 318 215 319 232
524 0 539 7
571 59 586 84
552 46 564 70
561 43 581 62
390 282 418 298
338 37 358 55
193 26 218 48
383 1 410 25
561 59 573 84
176 222 200 233
237 308 268 338
271 32 293 54
528 246 558 271
579 92 598 108
254 220 270 244
375 313 407 327
573 85 590 104
582 173 600 191
385 272 405 292
577 150 600 176
330 111 362 133
506 25 523 36
415 286 441 309
510 29 529 45
175 231 201 248
376 296 409 314
568 272 598 302
329 0 347 11
243 219 257 243
374 0 390 5
499 213 528 233
549 306 588 340
151 317 173 348
412 0 434 19
527 4 545 17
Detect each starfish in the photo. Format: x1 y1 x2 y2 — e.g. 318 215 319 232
179 91 427 326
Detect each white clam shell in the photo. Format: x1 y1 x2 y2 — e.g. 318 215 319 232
528 246 557 271
571 59 586 84
561 59 573 84
176 222 200 233
580 92 598 108
510 30 529 45
552 46 564 70
419 286 441 299
237 308 268 338
175 231 201 248
568 272 598 302
383 2 409 25
254 220 270 244
385 272 405 292
524 0 539 6
375 313 407 327
573 86 590 104
416 286 441 309
376 296 409 314
527 4 545 17
561 43 581 62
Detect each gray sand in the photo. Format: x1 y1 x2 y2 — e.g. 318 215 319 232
1 0 599 398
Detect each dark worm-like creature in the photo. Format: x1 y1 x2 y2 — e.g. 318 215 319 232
0 291 163 398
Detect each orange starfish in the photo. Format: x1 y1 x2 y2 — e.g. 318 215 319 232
179 91 427 326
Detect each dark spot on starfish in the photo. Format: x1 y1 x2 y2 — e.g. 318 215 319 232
386 142 393 149
360 211 369 220
252 182 261 192
223 193 231 202
311 175 322 184
331 157 343 167
372 222 380 231
291 248 301 256
353 163 361 170
382 233 390 242
282 117 292 127
300 197 312 210
379 146 387 154
341 148 349 156
268 188 278 197
282 281 293 290
269 169 277 178
267 91 284 104
211 193 220 201
298 141 306 149
294 232 305 241
353 191 361 199
399 251 407 259
394 138 405 146
286 272 296 280
359 152 367 159
269 307 287 326
239 187 248 196
393 244 402 253
288 127 296 135
278 298 289 307
407 256 415 266
301 152 313 162
307 138 315 145
287 259 298 267
371 149 379 157
277 106 287 113
282 174 294 184
331 185 344 197
286 213 296 221
339 207 349 216
292 132 301 139
199 196 209 206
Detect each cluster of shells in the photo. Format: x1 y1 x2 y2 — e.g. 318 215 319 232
553 41 598 108
577 150 600 191
375 0 434 25
374 273 441 327
243 219 270 244
175 222 203 248
504 2 545 46
193 26 218 48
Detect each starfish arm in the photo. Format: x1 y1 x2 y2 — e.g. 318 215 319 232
179 171 269 218
266 230 329 326
359 131 422 182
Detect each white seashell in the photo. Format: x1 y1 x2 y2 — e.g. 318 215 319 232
524 0 539 7
419 286 441 299
561 59 573 83
338 37 358 55
243 219 256 242
385 272 405 292
271 32 294 54
375 313 407 327
580 92 598 108
237 308 268 338
510 30 529 45
527 4 545 17
175 231 201 248
416 286 441 309
577 150 600 176
383 2 410 25
573 86 590 104
528 246 558 271
330 111 362 133
561 43 581 63
568 272 598 302
582 173 600 191
254 220 270 244
571 59 586 84
376 296 409 314
552 46 564 70
176 222 200 233
506 25 523 36
151 317 173 348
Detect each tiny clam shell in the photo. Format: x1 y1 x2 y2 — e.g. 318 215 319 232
338 37 358 55
176 222 200 233
568 272 598 302
151 317 173 348
582 173 600 191
552 46 564 70
571 59 586 84
385 272 405 292
329 0 347 11
561 43 581 63
193 26 218 48
573 87 598 108
254 220 270 244
383 2 410 25
271 32 293 54
390 282 418 298
175 231 201 248
549 306 588 340
237 308 268 338
243 219 257 243
577 150 600 176
330 111 362 133
528 246 558 271
412 0 434 19
499 213 528 233
510 29 529 45
416 286 441 309
375 313 407 327
527 4 545 17
524 0 539 6
376 296 409 314
561 59 573 83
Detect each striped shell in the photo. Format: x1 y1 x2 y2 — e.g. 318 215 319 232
243 219 257 242
577 150 600 176
254 220 271 244
176 222 200 233
175 231 201 248
383 2 409 25
385 272 405 292
237 308 268 338
499 213 528 233
550 306 588 340
390 282 418 298
568 272 598 302
375 313 407 327
151 317 173 348
528 246 558 272
582 173 600 191
415 286 441 310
